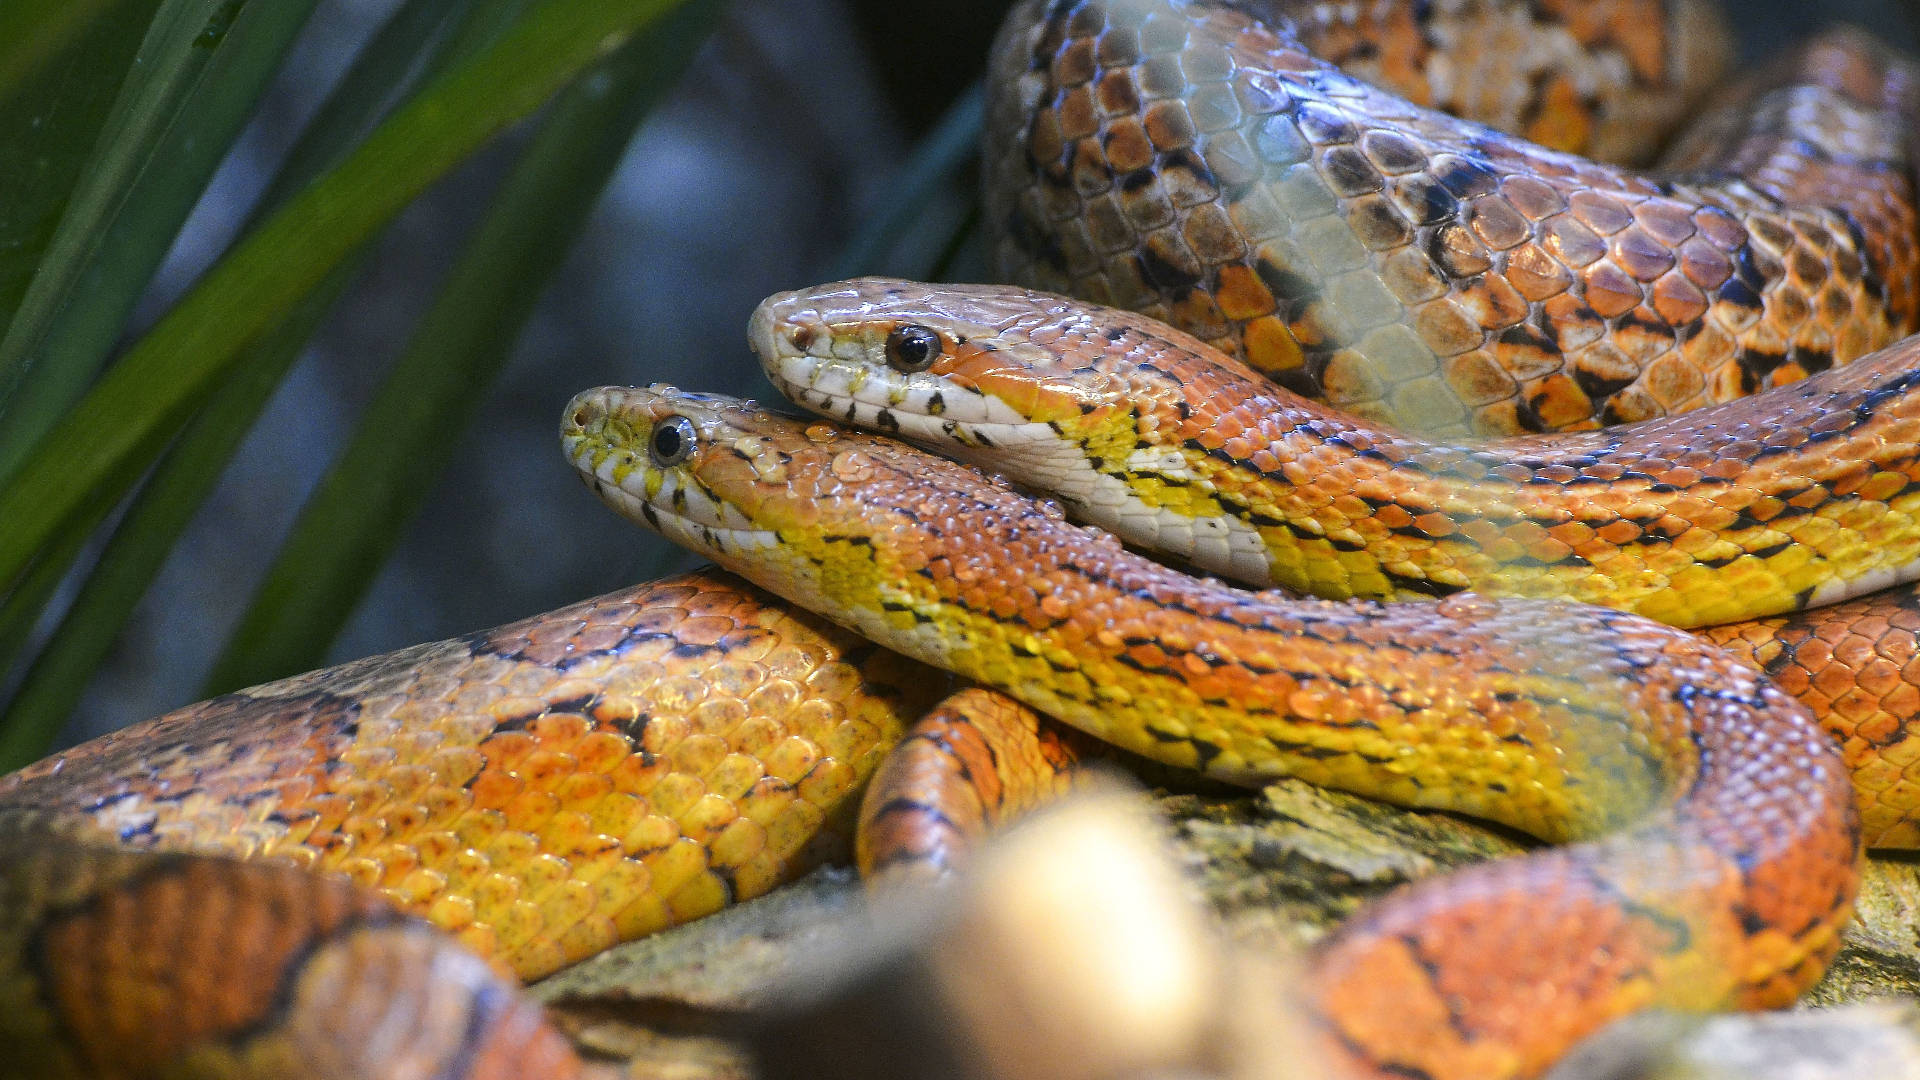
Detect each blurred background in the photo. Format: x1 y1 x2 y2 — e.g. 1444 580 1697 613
2 0 1912 749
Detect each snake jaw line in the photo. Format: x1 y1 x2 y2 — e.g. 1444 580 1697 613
565 385 783 558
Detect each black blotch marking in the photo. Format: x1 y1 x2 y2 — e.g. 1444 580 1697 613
1138 244 1203 290
1432 155 1499 199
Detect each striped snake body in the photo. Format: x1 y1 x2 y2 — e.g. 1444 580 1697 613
563 383 1860 1080
5 2 1919 1077
755 278 1920 627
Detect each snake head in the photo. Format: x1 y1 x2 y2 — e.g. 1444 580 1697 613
563 384 830 552
749 278 1173 449
561 383 1062 600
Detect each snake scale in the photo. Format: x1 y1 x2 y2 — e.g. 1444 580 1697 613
6 0 1920 1077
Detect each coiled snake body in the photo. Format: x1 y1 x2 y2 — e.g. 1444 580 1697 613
986 0 1920 437
5 2 1920 1078
563 384 1858 1080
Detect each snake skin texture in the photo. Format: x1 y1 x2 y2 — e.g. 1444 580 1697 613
0 838 577 1079
1698 589 1920 848
565 383 1862 1080
855 687 1087 881
1271 0 1734 164
0 571 955 1079
753 280 1920 623
752 277 1920 848
986 0 1920 436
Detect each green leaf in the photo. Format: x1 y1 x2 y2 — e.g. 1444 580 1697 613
0 1 285 424
205 0 728 693
0 0 162 335
0 306 321 770
0 0 692 601
0 0 321 481
0 0 492 767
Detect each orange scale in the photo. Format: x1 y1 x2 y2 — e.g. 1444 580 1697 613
531 709 595 743
519 750 583 794
707 752 770 798
729 853 787 903
453 921 497 963
568 730 634 775
476 729 538 770
641 837 713 898
537 876 599 931
689 697 750 738
499 908 562 977
427 892 477 933
585 790 648 841
557 913 619 966
608 889 675 942
388 867 447 909
677 793 741 842
707 817 769 870
466 768 524 813
664 870 731 926
797 759 858 806
501 788 562 835
336 856 384 890
619 814 681 857
645 773 707 819
669 733 731 778
760 735 824 787
448 808 506 852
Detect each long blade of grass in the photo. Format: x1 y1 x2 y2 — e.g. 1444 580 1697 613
0 0 163 334
0 0 321 482
0 0 531 485
205 0 727 693
0 302 325 770
0 0 296 423
0 0 502 765
258 0 473 210
0 0 692 600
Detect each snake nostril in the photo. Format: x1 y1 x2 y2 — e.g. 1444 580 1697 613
790 325 816 350
571 408 589 428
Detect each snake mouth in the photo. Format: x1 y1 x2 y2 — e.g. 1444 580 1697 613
562 385 781 560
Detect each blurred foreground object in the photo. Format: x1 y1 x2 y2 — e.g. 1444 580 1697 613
738 781 1920 1080
748 780 1316 1080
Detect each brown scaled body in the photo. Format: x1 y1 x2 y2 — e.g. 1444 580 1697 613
987 0 1920 435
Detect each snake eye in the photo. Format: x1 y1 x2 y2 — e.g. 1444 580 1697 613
650 415 697 466
884 325 943 372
